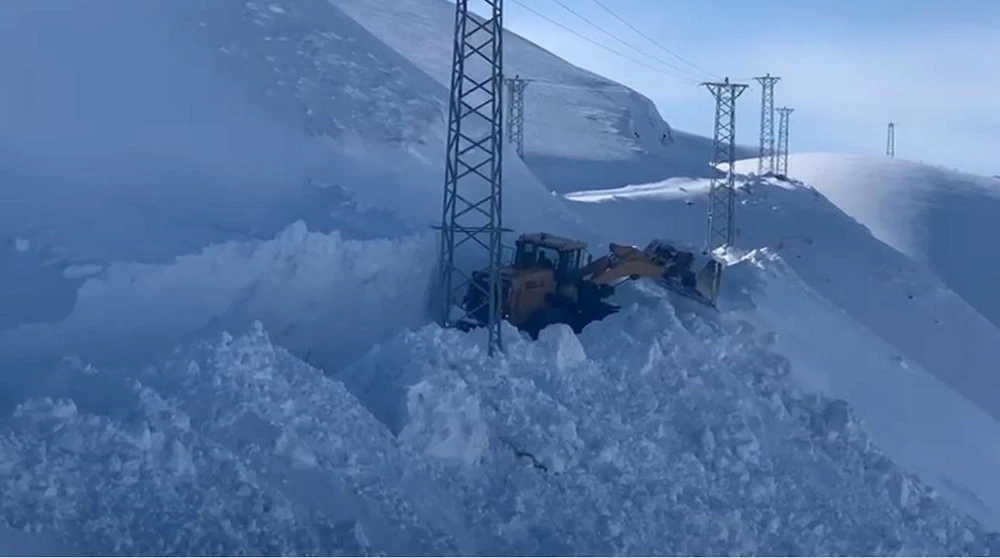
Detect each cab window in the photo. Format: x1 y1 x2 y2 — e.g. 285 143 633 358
534 246 559 269
515 241 537 267
556 249 584 276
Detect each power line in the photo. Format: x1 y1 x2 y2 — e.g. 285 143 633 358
508 0 700 84
523 77 628 90
545 0 706 81
589 0 720 80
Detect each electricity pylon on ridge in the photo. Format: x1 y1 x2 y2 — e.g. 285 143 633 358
776 107 794 176
702 77 749 253
505 75 530 159
886 122 896 157
754 74 781 176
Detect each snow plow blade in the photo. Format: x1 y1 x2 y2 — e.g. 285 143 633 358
645 239 723 308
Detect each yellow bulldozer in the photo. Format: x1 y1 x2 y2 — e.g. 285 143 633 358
462 232 723 338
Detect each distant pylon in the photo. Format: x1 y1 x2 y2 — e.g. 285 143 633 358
776 107 794 176
436 0 505 355
886 122 896 157
754 74 781 176
702 77 749 253
505 75 530 159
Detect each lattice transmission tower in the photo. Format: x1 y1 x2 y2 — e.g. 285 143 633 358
505 75 530 159
436 0 505 355
702 78 749 253
754 74 781 176
886 122 896 157
776 107 794 176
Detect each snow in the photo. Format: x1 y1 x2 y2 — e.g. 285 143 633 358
564 171 1000 530
0 0 591 331
329 0 754 193
732 248 1000 530
4 320 998 555
0 524 72 557
737 153 1000 329
2 0 1000 552
0 326 473 555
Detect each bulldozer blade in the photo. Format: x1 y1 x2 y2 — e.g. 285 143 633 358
655 274 719 309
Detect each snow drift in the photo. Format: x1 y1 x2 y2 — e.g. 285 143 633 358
743 153 1000 330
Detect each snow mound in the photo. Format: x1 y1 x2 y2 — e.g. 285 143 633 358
343 299 998 555
0 324 474 556
741 153 1000 329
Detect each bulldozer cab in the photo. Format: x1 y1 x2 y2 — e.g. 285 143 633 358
512 232 591 281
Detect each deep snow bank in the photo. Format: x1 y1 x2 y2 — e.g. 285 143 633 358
740 153 1000 329
342 298 998 555
0 222 438 391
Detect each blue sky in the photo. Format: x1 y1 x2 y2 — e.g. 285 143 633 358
500 0 1000 176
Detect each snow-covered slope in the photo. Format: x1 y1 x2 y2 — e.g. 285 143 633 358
564 172 1000 529
737 154 1000 329
3 0 1000 553
329 0 752 193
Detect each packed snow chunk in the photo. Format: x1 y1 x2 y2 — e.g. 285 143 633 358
399 378 490 465
530 324 588 372
273 430 319 469
343 324 585 476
